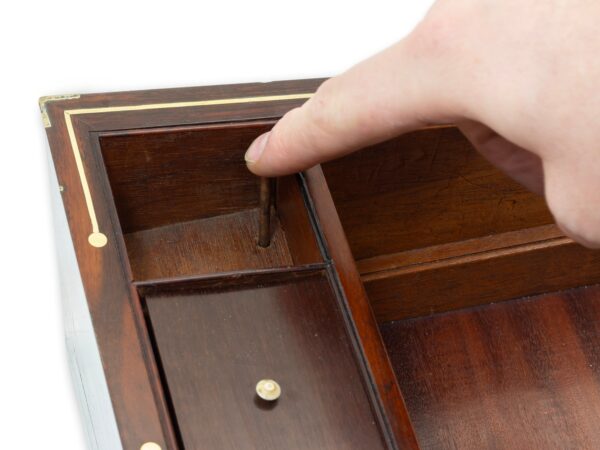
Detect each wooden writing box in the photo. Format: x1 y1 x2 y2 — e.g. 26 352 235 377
42 79 600 450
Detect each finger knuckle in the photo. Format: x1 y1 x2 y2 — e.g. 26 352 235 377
304 80 343 141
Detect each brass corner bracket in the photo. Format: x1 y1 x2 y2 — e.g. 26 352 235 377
39 94 81 128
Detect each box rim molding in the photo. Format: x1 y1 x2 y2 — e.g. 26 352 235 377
49 92 314 248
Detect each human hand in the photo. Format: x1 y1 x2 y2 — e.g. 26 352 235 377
245 0 600 247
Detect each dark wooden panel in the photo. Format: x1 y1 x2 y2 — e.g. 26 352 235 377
322 126 554 260
380 285 600 449
100 122 273 233
276 175 323 266
146 272 387 450
45 78 323 132
304 168 420 449
42 78 324 450
135 264 326 297
357 224 563 275
45 118 177 448
125 209 294 280
365 236 600 321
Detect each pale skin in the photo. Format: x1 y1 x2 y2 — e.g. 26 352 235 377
245 0 600 248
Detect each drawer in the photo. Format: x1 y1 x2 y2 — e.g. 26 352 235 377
145 271 385 449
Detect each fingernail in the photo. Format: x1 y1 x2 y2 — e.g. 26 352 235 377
245 132 270 164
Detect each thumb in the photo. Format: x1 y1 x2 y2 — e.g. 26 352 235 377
244 37 459 176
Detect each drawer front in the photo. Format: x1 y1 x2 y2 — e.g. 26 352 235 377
146 271 386 450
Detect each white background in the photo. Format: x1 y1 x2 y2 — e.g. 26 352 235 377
0 1 433 448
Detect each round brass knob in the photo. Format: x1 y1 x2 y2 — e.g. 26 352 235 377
256 379 281 401
140 442 161 450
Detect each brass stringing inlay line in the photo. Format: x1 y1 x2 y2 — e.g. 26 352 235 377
64 92 314 248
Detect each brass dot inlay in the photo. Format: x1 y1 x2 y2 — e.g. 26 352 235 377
140 442 161 450
256 379 281 401
88 232 108 248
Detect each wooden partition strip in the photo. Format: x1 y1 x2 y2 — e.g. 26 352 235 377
304 167 420 449
366 236 600 322
357 224 563 276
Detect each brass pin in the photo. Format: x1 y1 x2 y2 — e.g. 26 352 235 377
258 177 273 248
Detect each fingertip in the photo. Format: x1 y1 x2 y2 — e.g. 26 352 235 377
245 131 271 165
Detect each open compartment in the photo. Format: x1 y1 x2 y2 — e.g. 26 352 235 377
322 125 600 320
98 121 322 281
94 120 390 449
321 125 600 447
46 79 600 450
95 117 600 448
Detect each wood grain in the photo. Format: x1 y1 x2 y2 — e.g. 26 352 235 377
100 122 273 233
125 209 294 280
134 264 326 297
46 116 177 449
322 126 554 261
46 76 600 450
146 271 387 450
380 284 600 449
276 175 323 266
365 235 600 321
43 78 324 450
357 224 563 276
304 168 420 449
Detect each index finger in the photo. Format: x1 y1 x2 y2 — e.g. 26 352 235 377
244 38 457 176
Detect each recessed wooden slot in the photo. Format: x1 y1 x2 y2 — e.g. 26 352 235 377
141 269 386 450
320 126 600 448
322 126 600 321
98 122 321 281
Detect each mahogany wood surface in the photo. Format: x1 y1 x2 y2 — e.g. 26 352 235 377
44 76 600 450
45 78 324 133
47 117 177 449
380 284 600 449
146 271 387 450
44 77 417 449
320 125 600 320
357 224 564 275
125 210 294 280
43 78 325 450
365 233 600 321
135 264 326 297
322 126 554 261
276 175 323 266
304 168 420 449
100 122 273 233
125 174 323 281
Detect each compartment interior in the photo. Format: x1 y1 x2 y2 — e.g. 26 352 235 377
98 122 322 281
98 121 600 448
320 126 598 321
322 126 600 447
321 126 554 268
